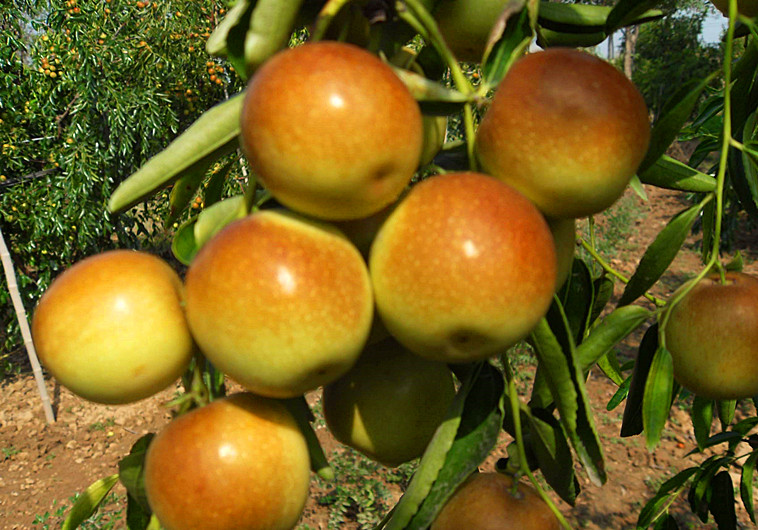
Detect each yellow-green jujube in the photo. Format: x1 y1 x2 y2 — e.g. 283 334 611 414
322 338 456 466
31 250 194 404
664 271 758 400
144 393 311 530
476 48 651 219
185 210 374 398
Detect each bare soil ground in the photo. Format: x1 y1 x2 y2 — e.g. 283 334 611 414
1 184 757 529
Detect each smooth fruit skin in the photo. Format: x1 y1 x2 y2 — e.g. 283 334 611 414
31 250 194 404
476 48 651 219
185 210 373 398
240 41 423 220
711 0 758 17
433 0 507 62
431 473 561 530
322 338 456 466
369 172 557 363
144 393 311 530
665 271 758 400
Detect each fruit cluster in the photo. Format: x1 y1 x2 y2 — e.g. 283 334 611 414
37 32 758 529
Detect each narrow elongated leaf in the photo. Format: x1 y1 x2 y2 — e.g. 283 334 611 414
206 0 252 56
405 364 505 529
589 275 614 325
392 68 469 115
482 3 532 88
642 346 675 450
691 396 714 451
204 158 237 208
639 155 717 193
556 259 594 345
193 195 247 250
528 408 579 505
61 474 120 530
166 159 213 226
689 456 729 522
636 467 698 529
618 203 703 306
126 493 152 530
605 0 662 32
717 399 737 431
109 94 244 213
172 217 199 265
576 305 651 372
701 199 715 263
654 514 680 530
118 434 155 511
382 363 490 530
607 376 631 411
622 324 658 437
638 71 719 175
536 28 606 48
709 471 737 530
741 452 757 523
596 350 624 386
730 114 758 219
530 314 606 485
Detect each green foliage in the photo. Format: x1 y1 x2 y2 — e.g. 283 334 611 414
0 0 246 357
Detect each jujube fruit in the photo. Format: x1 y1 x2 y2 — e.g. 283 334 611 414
144 393 311 530
31 250 194 404
369 172 557 363
476 48 650 219
664 271 758 400
240 41 423 220
184 210 373 398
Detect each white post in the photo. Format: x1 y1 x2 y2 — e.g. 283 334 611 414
0 226 55 423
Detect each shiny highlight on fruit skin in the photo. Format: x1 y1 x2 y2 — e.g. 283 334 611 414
144 393 311 530
31 250 194 405
476 47 651 219
369 172 557 363
431 472 562 530
665 271 758 400
240 41 423 221
185 210 374 398
322 338 456 467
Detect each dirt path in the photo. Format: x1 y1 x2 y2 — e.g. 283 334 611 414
1 185 756 529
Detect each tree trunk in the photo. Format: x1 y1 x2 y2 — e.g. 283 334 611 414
623 26 639 79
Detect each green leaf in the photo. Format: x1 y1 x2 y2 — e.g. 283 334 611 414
172 216 199 265
109 94 243 214
530 313 606 485
528 408 579 505
589 275 614 325
653 514 680 530
618 203 703 306
636 467 698 529
691 396 714 451
392 68 470 115
637 71 719 175
126 493 152 530
118 434 155 512
596 350 625 387
204 159 237 208
740 452 757 523
642 346 675 450
639 155 717 193
535 28 606 48
283 397 334 481
61 474 120 530
382 363 495 530
165 159 213 226
482 4 533 89
206 0 253 57
576 305 651 374
621 324 658 437
717 399 737 431
405 363 505 529
193 195 247 250
537 1 610 32
605 0 665 32
556 259 594 346
709 471 737 530
730 113 758 219
725 251 744 272
701 199 716 263
689 456 729 522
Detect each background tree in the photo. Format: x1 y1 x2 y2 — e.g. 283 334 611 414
0 0 246 364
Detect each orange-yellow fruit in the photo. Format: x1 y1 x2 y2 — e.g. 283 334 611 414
369 172 556 363
31 250 194 404
240 41 423 220
665 271 758 400
323 338 456 466
431 473 561 530
476 48 650 219
144 393 310 530
185 210 373 398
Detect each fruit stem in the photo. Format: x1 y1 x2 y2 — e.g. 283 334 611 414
577 238 667 307
502 359 573 530
283 396 335 481
243 173 258 213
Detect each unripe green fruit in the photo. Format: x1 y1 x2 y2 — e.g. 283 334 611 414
144 393 311 530
322 339 456 466
433 0 507 62
665 271 758 400
431 473 561 530
185 210 373 398
32 250 194 404
476 48 650 219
